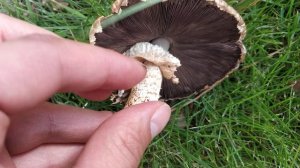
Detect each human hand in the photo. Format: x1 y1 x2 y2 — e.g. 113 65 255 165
0 14 171 168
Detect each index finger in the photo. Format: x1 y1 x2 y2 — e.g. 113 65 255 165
0 13 57 42
0 35 145 113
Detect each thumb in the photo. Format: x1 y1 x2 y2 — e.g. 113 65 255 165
75 102 171 168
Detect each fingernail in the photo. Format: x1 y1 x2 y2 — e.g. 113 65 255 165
150 104 171 138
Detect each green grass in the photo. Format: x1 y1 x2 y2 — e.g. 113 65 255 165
1 0 300 167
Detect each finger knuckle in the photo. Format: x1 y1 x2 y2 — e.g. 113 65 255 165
0 110 10 131
46 112 58 139
0 110 10 146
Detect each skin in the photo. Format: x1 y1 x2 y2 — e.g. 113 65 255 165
0 14 171 168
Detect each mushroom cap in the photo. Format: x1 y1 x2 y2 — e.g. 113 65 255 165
91 0 246 100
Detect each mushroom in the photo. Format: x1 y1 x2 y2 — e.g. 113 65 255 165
90 0 246 106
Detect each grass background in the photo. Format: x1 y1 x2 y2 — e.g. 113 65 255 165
1 0 300 167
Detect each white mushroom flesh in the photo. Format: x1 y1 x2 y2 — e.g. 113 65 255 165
125 62 162 107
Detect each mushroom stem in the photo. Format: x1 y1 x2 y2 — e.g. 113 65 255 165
152 38 170 51
125 61 162 107
124 42 181 107
102 0 163 29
